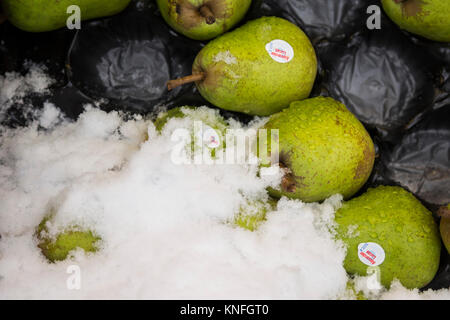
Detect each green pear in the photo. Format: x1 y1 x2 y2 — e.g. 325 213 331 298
335 186 441 289
167 17 317 116
260 97 375 203
438 204 450 254
156 0 252 40
35 212 101 263
2 0 131 32
382 0 450 42
233 198 277 231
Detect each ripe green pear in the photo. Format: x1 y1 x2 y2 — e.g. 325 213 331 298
168 17 317 116
35 213 101 263
2 0 131 32
261 97 375 203
335 186 441 289
382 0 450 42
439 204 450 254
156 0 252 40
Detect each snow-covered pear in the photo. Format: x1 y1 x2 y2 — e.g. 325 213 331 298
35 213 101 263
156 0 252 40
155 106 228 158
261 97 375 203
382 0 450 42
167 17 317 116
335 186 441 289
233 198 277 231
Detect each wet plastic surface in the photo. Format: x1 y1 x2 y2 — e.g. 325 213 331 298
320 17 441 142
0 0 449 290
67 2 203 113
381 105 450 208
248 0 378 44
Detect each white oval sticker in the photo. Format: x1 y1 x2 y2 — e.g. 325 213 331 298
265 39 294 63
203 126 221 149
358 242 385 267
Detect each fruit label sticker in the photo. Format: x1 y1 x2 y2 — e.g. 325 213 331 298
202 126 221 149
265 40 294 63
358 242 385 266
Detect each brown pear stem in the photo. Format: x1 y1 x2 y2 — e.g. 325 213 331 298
199 5 215 24
167 73 205 91
0 13 6 24
438 205 450 219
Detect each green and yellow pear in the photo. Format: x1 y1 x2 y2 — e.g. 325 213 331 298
168 17 317 116
35 213 101 263
335 186 441 289
382 0 450 42
156 0 252 40
260 97 375 203
438 204 450 254
2 0 131 32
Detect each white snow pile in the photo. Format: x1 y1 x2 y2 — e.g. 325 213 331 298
0 63 54 124
0 65 448 300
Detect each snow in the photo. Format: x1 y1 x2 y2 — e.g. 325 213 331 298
0 64 54 123
0 65 448 300
213 51 237 65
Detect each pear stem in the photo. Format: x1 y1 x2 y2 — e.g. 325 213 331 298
167 73 205 91
0 13 6 24
438 205 450 219
199 5 216 24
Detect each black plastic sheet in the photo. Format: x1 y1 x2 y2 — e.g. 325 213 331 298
0 23 74 86
248 0 379 44
320 18 440 141
67 1 203 114
381 104 450 208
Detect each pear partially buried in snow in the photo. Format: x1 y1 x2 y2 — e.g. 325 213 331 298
335 186 441 289
154 106 228 158
260 97 375 203
156 0 252 40
233 198 277 231
35 213 101 263
168 17 317 116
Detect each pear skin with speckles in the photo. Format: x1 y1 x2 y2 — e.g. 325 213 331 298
382 0 450 42
192 17 317 116
335 186 441 289
261 97 375 203
439 204 450 254
2 0 131 32
156 0 252 40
